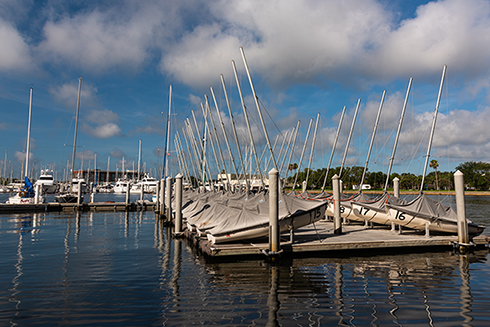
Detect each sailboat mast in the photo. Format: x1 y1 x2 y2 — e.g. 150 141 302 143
279 125 299 179
137 140 141 180
339 99 361 179
359 90 386 190
305 113 320 189
384 78 412 191
292 118 313 192
220 74 248 191
71 77 82 182
420 65 447 193
232 59 264 188
164 85 172 178
24 87 33 179
240 47 278 171
321 106 346 192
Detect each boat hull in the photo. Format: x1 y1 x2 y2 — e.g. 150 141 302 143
386 207 484 235
207 203 326 244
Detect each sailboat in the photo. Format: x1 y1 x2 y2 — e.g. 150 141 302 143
383 66 484 235
55 77 85 203
7 87 45 204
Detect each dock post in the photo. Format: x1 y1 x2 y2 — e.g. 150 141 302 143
165 177 172 223
332 174 342 234
174 174 183 235
302 180 306 193
140 183 144 202
393 177 400 198
155 182 160 212
269 168 280 253
455 170 469 250
125 183 130 208
159 179 165 217
77 181 82 207
35 184 40 204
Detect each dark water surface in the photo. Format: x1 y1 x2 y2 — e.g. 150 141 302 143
1 194 490 326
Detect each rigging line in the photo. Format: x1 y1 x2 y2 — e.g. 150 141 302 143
257 97 284 137
372 125 397 166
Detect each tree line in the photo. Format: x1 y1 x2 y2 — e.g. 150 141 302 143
285 161 490 191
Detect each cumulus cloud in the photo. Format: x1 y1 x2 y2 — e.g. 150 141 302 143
0 18 32 71
82 122 122 138
80 109 122 138
49 80 98 109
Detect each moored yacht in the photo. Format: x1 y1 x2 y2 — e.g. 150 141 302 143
35 169 58 194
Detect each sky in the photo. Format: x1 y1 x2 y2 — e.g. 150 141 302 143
1 0 490 182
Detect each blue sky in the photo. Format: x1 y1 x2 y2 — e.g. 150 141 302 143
1 0 490 182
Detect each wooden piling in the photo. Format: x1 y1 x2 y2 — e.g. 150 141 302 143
269 168 280 253
333 174 342 234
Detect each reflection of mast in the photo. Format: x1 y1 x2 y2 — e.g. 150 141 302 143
11 233 24 321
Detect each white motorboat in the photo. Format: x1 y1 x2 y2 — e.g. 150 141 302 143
114 178 131 193
35 169 58 194
71 176 88 193
137 175 158 193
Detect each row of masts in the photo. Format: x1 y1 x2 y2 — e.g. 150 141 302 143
164 48 447 194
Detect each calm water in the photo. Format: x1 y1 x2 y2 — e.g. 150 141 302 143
0 194 490 326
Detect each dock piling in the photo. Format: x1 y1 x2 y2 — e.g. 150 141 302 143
140 183 144 202
35 184 40 204
155 181 160 212
165 177 172 223
77 181 82 207
393 177 400 198
269 168 280 253
455 170 470 249
125 183 130 207
333 174 342 234
159 179 165 216
174 174 183 234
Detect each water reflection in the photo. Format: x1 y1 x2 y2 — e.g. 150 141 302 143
201 251 487 326
1 211 489 326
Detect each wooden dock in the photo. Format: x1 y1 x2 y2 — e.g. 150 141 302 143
183 220 490 258
0 201 156 214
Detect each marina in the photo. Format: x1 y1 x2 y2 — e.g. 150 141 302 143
1 197 490 325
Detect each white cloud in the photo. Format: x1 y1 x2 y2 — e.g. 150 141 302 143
49 80 98 109
0 18 32 71
36 3 172 73
82 122 122 139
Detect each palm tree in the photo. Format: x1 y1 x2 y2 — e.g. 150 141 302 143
429 159 439 190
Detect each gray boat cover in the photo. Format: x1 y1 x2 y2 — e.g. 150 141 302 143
194 191 326 237
354 192 408 212
387 193 473 224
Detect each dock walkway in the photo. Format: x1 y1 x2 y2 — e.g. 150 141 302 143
0 201 156 214
186 220 490 258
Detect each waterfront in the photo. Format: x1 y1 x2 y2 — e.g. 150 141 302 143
0 194 490 326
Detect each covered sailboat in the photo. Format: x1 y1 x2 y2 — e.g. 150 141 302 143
206 192 327 244
386 194 484 235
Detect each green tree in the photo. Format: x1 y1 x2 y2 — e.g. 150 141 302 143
429 159 439 190
455 161 490 190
